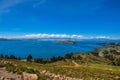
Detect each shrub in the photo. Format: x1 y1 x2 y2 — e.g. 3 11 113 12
26 68 36 74
6 63 16 73
0 64 4 68
27 54 33 62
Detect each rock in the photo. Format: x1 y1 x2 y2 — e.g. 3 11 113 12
23 72 38 80
41 70 82 80
0 68 22 80
0 76 4 80
98 51 105 57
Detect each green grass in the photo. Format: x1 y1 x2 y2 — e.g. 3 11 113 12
1 59 120 80
44 59 74 67
90 64 120 71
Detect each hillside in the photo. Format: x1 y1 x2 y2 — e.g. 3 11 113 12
0 42 120 80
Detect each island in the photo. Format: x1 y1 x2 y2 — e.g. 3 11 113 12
58 40 76 44
0 38 9 41
0 38 15 41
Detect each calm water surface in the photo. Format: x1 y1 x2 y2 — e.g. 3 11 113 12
0 39 119 58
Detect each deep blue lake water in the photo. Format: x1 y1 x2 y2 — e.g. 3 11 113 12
0 39 120 58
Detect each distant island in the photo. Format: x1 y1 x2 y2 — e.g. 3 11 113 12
0 38 15 41
58 40 76 44
0 38 9 41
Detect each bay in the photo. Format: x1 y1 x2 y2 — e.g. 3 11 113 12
0 39 119 58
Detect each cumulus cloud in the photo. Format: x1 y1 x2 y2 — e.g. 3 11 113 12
21 33 84 39
18 34 114 40
0 33 115 40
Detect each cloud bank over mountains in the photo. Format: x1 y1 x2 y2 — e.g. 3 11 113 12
0 33 113 40
22 34 84 39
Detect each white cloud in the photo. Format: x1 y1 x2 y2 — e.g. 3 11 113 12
0 0 46 14
21 33 84 39
1 33 118 40
0 0 24 14
95 36 110 39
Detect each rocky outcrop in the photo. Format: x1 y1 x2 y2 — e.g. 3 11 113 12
23 72 38 80
0 67 38 80
41 70 82 80
0 68 21 80
0 60 82 80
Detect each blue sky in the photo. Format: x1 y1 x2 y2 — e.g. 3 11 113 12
0 0 120 38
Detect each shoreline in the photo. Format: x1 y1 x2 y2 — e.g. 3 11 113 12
0 42 117 59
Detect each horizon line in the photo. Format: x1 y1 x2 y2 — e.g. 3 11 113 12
0 33 119 40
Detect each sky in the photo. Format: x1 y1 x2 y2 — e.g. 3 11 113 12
0 0 120 39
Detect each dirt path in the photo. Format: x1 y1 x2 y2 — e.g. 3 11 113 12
60 60 80 68
72 60 80 67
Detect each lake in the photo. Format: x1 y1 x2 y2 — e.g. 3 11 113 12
0 39 119 58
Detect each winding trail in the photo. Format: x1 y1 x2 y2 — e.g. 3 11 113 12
72 60 80 67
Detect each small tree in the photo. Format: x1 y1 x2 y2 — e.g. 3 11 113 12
5 55 9 59
27 54 33 62
51 57 57 62
64 53 73 59
0 54 4 58
9 54 16 59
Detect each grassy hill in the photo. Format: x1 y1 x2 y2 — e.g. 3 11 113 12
0 58 120 80
0 42 120 80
